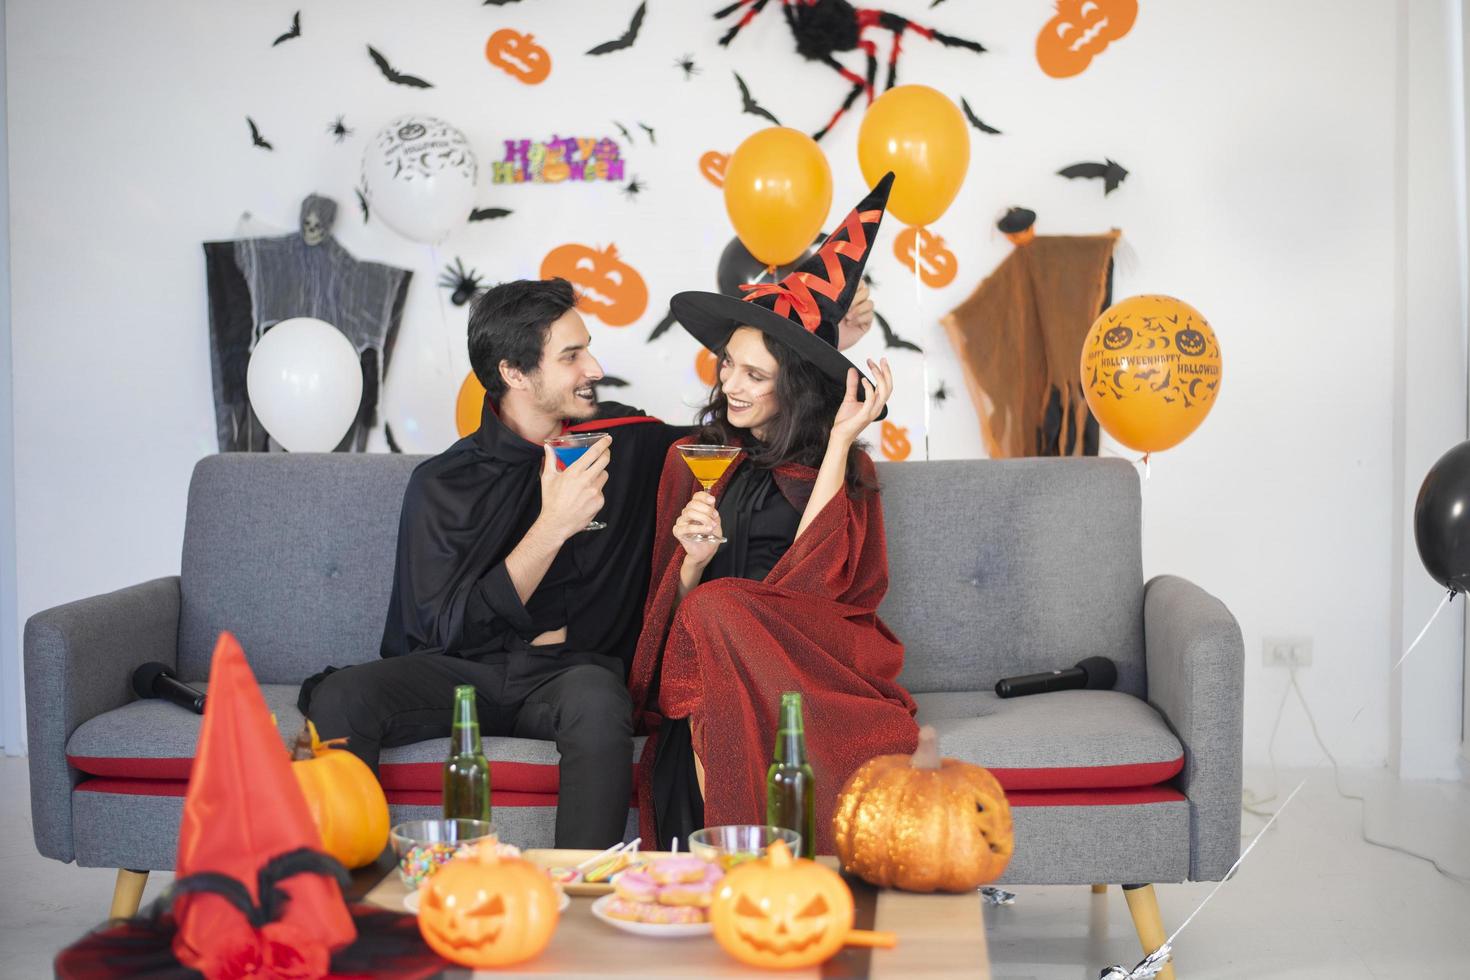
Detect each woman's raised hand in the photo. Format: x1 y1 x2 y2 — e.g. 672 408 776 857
830 357 893 447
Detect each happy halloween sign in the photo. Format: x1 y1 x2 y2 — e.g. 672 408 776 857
493 137 626 184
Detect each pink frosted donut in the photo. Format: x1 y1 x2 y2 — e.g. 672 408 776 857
648 856 708 885
614 870 658 904
657 863 724 907
602 897 705 925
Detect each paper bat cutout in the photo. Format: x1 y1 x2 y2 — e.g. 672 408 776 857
587 2 646 55
368 46 434 88
355 188 369 223
960 97 1000 135
875 311 922 352
1058 159 1128 195
734 71 780 125
647 308 678 342
594 376 630 387
469 207 513 221
638 122 656 145
483 0 527 4
247 117 273 150
614 121 635 143
384 423 403 453
272 11 301 47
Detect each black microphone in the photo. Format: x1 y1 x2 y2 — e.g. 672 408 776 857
994 656 1118 699
131 662 207 715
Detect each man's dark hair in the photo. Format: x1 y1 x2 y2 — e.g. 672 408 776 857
467 278 578 398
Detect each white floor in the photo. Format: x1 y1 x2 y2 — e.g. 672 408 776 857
3 757 1468 979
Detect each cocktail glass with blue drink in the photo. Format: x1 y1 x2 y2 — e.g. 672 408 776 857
545 431 610 532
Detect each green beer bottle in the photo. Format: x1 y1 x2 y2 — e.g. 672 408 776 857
765 691 816 858
443 685 491 823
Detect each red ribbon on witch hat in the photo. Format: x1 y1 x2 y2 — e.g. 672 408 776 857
739 280 823 333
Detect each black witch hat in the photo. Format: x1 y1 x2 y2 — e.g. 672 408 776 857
671 172 895 419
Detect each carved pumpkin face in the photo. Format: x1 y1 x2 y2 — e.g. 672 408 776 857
832 726 1014 892
1036 0 1139 79
1103 325 1133 350
1175 328 1206 356
485 29 552 85
700 151 729 188
880 421 911 461
711 840 854 969
894 226 958 288
417 847 559 969
540 243 648 327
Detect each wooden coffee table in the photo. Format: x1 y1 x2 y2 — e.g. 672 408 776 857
356 848 991 979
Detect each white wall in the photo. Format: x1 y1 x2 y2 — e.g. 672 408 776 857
0 3 17 756
3 0 1464 770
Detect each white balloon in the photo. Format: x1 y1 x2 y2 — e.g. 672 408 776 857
246 317 364 452
362 116 478 244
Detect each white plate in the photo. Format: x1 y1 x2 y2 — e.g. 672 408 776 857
590 893 712 938
404 889 570 915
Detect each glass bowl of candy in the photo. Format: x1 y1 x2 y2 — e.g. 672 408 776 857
687 825 802 870
389 818 495 889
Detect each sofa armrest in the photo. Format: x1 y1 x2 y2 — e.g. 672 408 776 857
24 576 181 863
1143 574 1244 881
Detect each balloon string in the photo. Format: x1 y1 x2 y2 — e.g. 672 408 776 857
1350 589 1456 724
916 228 931 461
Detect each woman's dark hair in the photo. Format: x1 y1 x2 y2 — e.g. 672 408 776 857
467 277 578 398
695 330 877 495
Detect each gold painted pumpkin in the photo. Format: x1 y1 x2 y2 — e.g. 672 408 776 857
832 725 1013 892
290 720 390 870
417 844 560 968
710 839 854 970
539 243 649 327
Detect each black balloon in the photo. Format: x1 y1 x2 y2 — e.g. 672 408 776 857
716 234 820 298
1414 439 1470 593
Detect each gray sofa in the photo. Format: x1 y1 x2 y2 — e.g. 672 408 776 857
26 452 1242 938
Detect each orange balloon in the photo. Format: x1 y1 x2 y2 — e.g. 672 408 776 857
724 127 832 267
1080 295 1222 454
857 85 970 227
456 370 486 438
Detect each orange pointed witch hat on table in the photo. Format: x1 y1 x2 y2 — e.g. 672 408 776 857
170 631 357 976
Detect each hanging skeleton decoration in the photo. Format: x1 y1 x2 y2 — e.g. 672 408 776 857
203 193 413 452
715 0 985 139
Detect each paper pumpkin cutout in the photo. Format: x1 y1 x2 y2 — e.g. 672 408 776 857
1036 0 1138 79
540 243 648 327
700 150 729 187
695 348 719 387
880 421 912 461
486 29 552 85
894 226 958 288
456 371 486 438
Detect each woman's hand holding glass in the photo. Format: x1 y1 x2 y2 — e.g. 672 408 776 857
674 491 723 566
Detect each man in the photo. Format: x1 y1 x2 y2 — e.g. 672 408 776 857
303 276 874 847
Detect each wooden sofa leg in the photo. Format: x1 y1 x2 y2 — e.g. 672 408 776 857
1091 883 1108 894
109 869 149 919
1122 883 1175 980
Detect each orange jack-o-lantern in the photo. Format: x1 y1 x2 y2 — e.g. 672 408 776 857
695 348 719 387
1036 0 1138 79
699 150 729 188
710 839 855 970
540 243 649 327
417 844 560 969
879 421 911 461
833 725 1014 893
485 29 552 85
894 226 958 288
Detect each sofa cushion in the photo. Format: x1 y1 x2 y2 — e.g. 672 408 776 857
913 689 1183 790
66 683 644 795
875 459 1145 697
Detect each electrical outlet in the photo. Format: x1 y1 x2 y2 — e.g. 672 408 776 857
1262 636 1313 668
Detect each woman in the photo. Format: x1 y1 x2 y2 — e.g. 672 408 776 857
628 174 919 853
